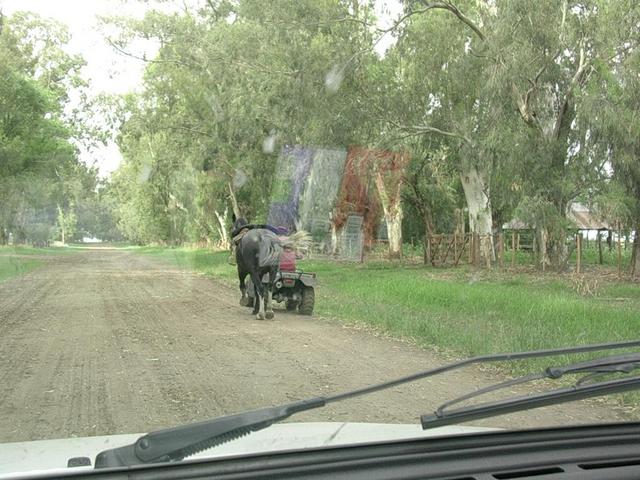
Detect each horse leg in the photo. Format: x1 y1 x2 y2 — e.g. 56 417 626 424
251 271 266 320
238 268 249 306
265 268 275 320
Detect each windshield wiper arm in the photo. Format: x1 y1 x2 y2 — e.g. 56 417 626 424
94 339 640 469
95 397 326 468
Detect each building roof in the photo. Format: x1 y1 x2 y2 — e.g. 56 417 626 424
503 203 611 231
567 203 611 230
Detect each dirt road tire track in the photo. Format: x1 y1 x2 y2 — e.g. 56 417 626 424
0 247 628 443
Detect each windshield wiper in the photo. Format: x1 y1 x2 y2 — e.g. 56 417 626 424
421 352 640 428
94 339 640 469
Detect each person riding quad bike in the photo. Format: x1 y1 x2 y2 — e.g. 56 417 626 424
229 218 315 315
228 218 288 265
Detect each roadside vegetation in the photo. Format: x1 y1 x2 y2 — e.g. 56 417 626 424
0 256 41 283
0 245 76 283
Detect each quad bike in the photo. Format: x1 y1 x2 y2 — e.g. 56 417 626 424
245 249 316 315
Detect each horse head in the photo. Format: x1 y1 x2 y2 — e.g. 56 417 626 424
231 217 249 236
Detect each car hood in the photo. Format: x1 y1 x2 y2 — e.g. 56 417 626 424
0 422 497 478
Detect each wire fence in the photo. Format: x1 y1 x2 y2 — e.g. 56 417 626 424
362 231 635 277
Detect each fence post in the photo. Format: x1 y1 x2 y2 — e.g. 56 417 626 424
423 235 428 265
511 231 516 267
499 233 504 268
468 234 473 265
453 233 457 263
480 233 493 269
618 225 622 279
576 233 581 275
597 232 603 265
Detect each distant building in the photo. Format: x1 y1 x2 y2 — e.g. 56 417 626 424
566 203 610 231
503 203 611 238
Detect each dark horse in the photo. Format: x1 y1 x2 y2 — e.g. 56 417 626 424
231 217 309 320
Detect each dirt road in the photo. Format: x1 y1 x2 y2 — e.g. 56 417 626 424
0 247 629 443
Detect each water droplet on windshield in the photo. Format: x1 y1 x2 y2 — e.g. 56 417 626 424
138 164 151 183
206 94 224 122
325 65 344 93
263 134 277 154
233 169 248 188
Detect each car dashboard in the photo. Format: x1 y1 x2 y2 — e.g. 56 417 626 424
25 422 640 480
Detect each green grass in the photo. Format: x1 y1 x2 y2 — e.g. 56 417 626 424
0 245 78 282
299 260 640 360
135 246 237 281
0 245 76 256
0 255 42 282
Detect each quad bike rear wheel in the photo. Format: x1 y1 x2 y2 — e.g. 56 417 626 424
285 300 298 311
299 286 315 315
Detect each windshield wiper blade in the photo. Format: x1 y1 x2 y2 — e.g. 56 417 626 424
421 375 640 429
421 353 640 429
93 339 640 469
429 352 640 417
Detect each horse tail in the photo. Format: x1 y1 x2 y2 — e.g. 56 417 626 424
281 230 312 255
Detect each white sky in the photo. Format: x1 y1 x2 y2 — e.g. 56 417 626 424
1 0 402 179
1 0 161 178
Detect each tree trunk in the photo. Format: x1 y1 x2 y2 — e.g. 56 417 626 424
422 210 435 265
374 170 403 259
454 208 465 236
330 222 342 256
384 204 403 259
543 224 570 271
57 204 66 244
228 182 241 220
536 226 550 271
631 222 640 279
531 194 571 271
214 208 229 249
460 165 494 265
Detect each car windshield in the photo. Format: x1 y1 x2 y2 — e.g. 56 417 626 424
1 0 640 475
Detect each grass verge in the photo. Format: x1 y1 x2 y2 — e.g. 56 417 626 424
0 245 78 256
0 245 78 283
0 255 42 282
136 246 237 281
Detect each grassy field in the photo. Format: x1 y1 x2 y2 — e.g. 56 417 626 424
136 246 640 368
0 256 42 283
0 245 76 283
0 245 71 256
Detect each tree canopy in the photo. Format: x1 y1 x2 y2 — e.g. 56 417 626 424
0 11 106 244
